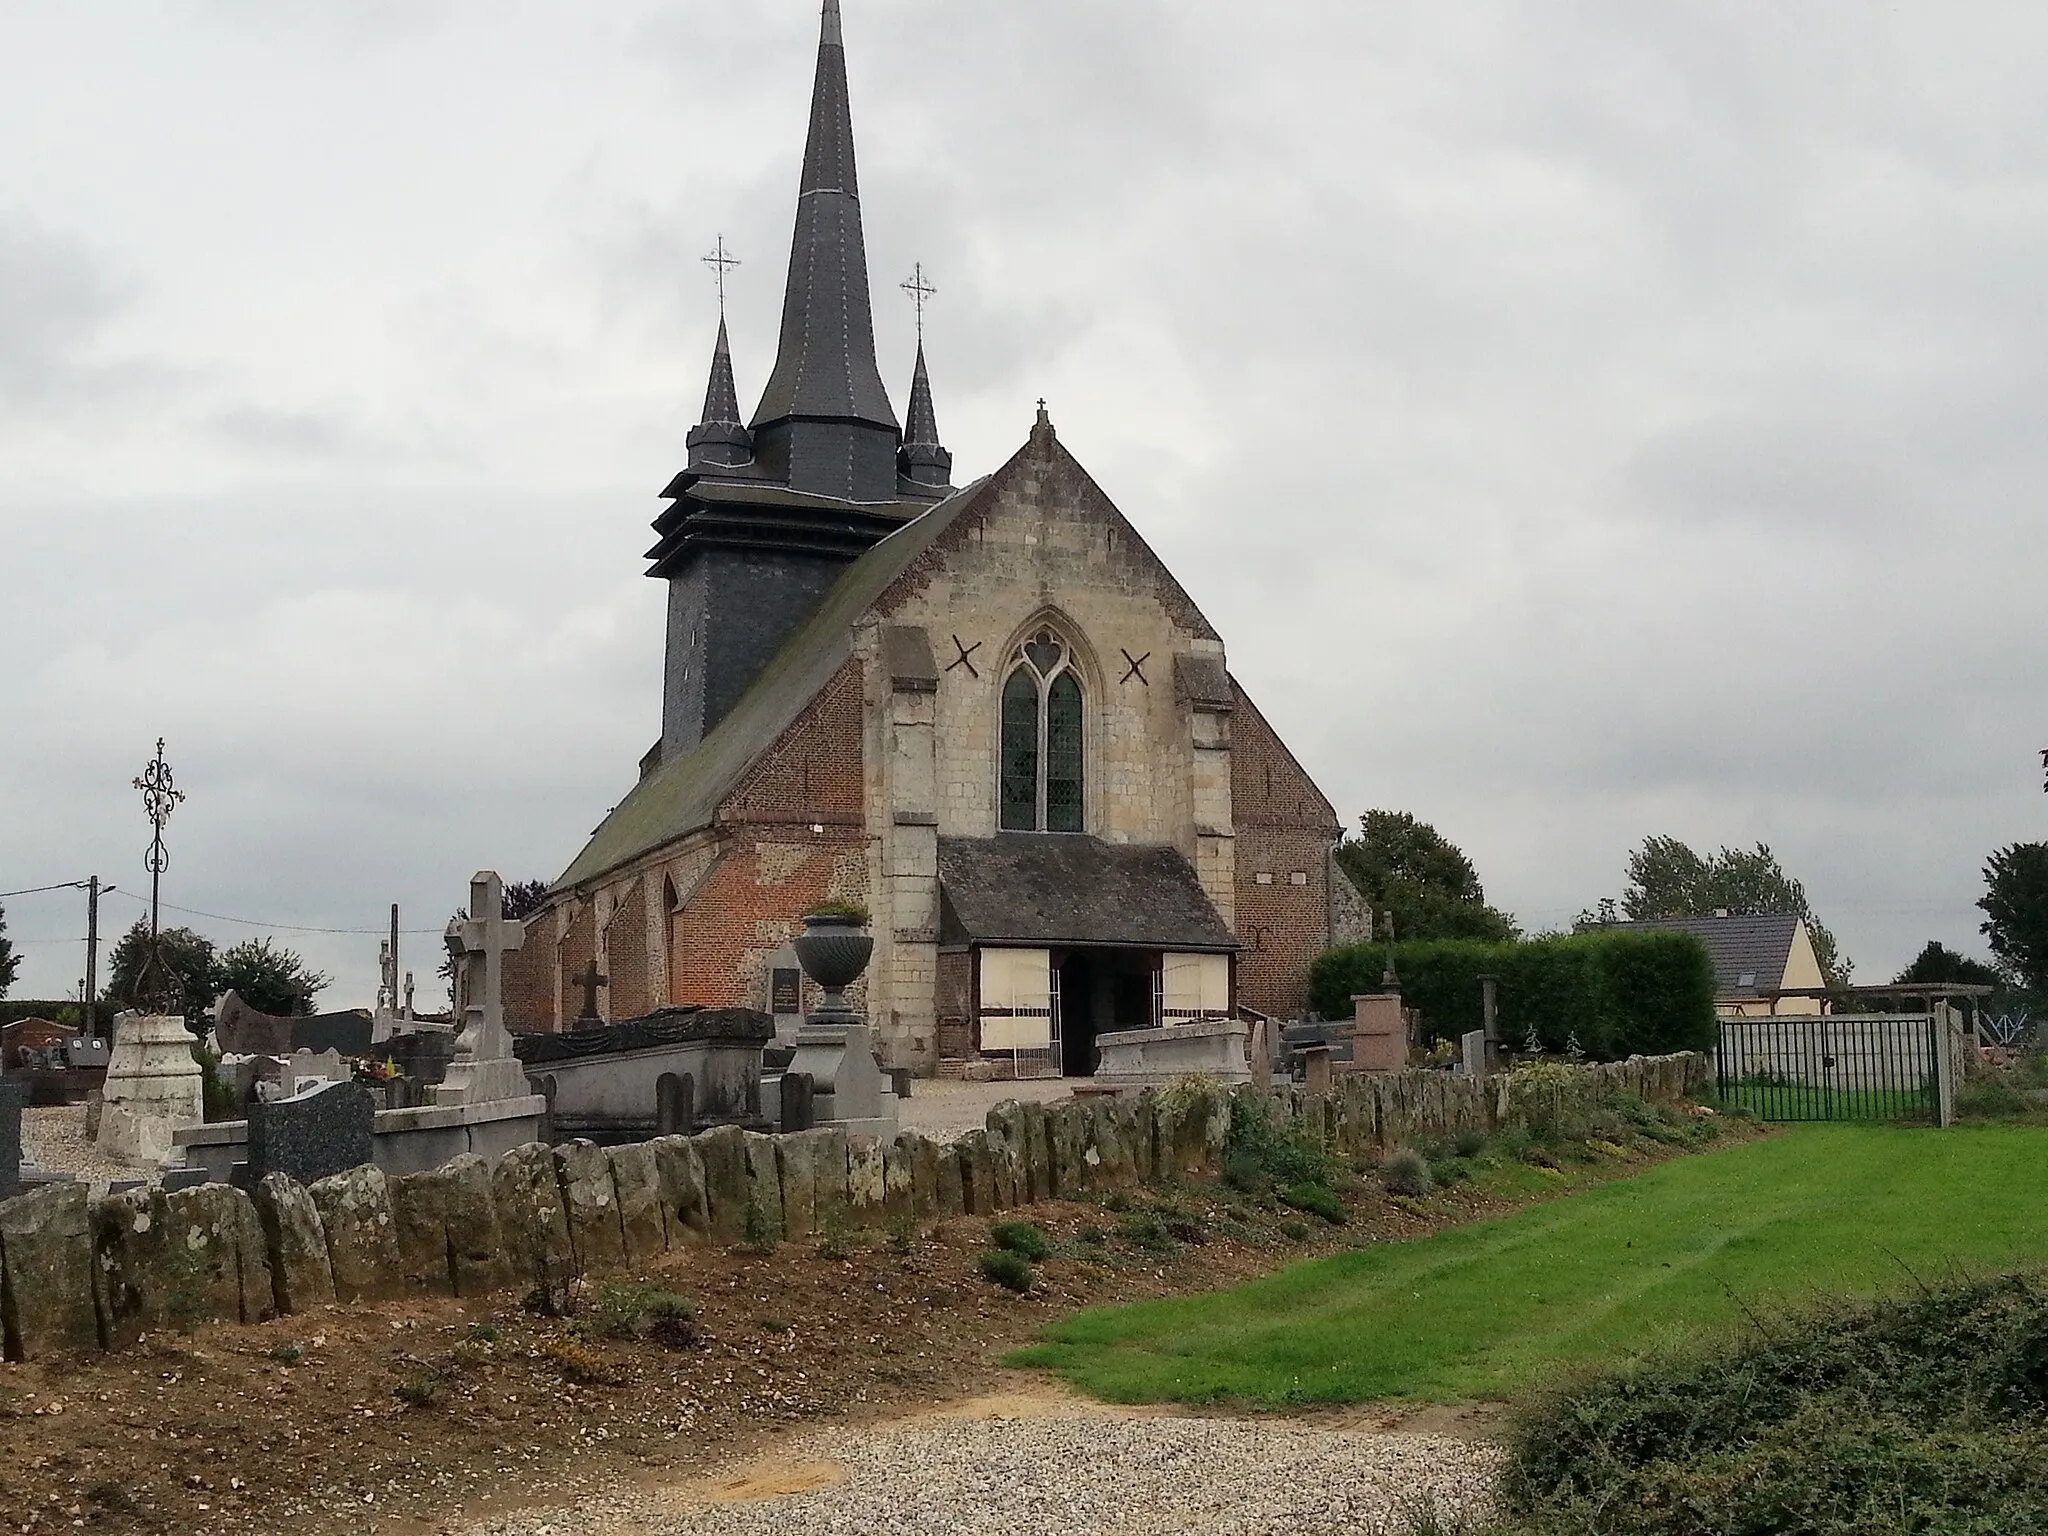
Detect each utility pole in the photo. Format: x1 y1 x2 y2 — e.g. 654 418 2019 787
82 876 109 1040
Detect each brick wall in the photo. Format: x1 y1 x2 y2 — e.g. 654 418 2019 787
666 659 871 1010
557 905 596 1028
504 907 562 1034
1230 683 1342 1019
605 877 651 1021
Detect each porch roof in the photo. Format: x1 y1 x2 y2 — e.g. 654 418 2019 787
937 835 1239 953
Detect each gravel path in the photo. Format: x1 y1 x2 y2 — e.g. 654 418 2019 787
454 1402 1502 1536
20 1104 142 1184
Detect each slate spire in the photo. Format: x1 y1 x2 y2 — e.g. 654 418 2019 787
686 316 754 469
748 0 901 499
897 341 952 494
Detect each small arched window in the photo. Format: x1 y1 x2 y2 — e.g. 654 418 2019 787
999 629 1084 833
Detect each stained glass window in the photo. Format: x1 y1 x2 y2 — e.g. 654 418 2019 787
1045 672 1084 832
1000 668 1040 831
997 629 1084 834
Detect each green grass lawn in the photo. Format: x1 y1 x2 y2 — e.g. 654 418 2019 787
1012 1125 2048 1407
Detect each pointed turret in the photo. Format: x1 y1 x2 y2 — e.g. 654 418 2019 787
686 317 754 470
897 342 952 496
749 0 900 500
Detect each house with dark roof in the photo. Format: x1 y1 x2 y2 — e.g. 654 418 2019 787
501 2 1357 1076
1612 913 1828 1016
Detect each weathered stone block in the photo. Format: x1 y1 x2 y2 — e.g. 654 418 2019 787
253 1174 335 1315
811 1127 851 1233
775 1132 819 1241
607 1142 669 1263
744 1131 785 1241
1020 1100 1053 1204
1128 1092 1159 1185
491 1141 574 1293
848 1134 886 1221
1090 1098 1135 1190
907 1131 942 1217
693 1125 750 1244
388 1167 458 1295
650 1134 709 1246
164 1184 273 1325
309 1163 403 1303
1 1183 99 1359
957 1130 997 1216
554 1141 625 1273
441 1153 510 1297
934 1136 965 1217
92 1184 170 1348
1049 1101 1087 1196
882 1134 915 1222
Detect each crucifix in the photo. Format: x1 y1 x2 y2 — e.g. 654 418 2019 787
432 870 529 1105
702 235 741 315
900 262 936 341
571 957 609 1025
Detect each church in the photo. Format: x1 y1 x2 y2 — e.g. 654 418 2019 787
503 1 1359 1075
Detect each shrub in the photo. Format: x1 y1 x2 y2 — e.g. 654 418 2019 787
1380 1148 1435 1198
1500 1272 2048 1535
267 1342 303 1365
577 1284 695 1345
1278 1218 1311 1242
979 1249 1034 1292
1453 1128 1488 1159
542 1336 626 1386
1116 1213 1177 1254
466 1320 501 1344
1958 1076 2038 1121
393 1371 442 1408
1279 1181 1347 1225
1224 1091 1333 1190
1309 931 1716 1060
741 1197 778 1252
991 1220 1053 1261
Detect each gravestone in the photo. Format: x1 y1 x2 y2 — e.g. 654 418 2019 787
431 872 529 1105
0 1075 26 1197
765 947 805 1044
239 1080 375 1190
1460 1029 1488 1079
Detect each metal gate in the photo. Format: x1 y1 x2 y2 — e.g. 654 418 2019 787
1716 1014 1947 1123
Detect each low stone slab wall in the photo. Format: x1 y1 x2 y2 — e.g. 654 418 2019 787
0 1052 1705 1360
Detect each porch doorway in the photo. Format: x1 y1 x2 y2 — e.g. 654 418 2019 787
1057 949 1160 1077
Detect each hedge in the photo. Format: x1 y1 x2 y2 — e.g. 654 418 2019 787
1307 931 1717 1060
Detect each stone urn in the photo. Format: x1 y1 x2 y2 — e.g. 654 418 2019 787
792 910 873 1021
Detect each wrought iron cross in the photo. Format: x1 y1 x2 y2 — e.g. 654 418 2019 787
901 262 936 342
132 738 184 944
702 235 741 314
129 738 186 1010
1120 649 1150 686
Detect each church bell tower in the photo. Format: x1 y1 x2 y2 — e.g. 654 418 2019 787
645 0 952 767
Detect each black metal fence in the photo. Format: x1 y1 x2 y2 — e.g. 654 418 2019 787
1716 1015 1942 1123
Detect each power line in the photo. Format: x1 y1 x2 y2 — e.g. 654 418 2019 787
102 888 444 937
0 880 91 900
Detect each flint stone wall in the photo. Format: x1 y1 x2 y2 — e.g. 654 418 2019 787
0 1052 1706 1359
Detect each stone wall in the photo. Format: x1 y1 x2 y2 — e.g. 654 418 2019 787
0 1053 1707 1360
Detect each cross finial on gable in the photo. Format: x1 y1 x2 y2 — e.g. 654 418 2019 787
1030 398 1057 454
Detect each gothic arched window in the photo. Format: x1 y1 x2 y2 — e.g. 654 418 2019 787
999 629 1085 833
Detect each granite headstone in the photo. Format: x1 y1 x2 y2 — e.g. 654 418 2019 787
239 1080 375 1190
0 1076 27 1198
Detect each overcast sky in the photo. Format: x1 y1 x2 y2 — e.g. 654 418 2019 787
4 0 2044 1008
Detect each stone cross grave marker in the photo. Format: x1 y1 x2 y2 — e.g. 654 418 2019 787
432 871 529 1105
571 958 608 1026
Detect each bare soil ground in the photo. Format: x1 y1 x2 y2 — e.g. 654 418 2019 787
0 1126 1752 1536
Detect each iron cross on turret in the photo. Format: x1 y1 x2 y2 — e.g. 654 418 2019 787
703 235 741 315
571 957 608 1026
901 262 936 342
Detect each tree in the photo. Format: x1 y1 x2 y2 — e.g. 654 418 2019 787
1894 941 2002 990
1585 836 1851 986
502 880 551 922
1979 842 2048 994
215 936 330 1017
0 901 18 1000
1334 810 1519 942
103 921 218 1033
